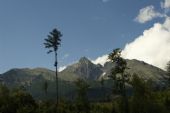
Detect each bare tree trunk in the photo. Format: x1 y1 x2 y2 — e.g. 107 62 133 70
55 51 59 112
122 72 129 113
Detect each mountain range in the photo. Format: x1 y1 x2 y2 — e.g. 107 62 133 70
0 57 168 100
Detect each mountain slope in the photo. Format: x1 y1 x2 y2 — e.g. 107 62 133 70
0 68 55 87
59 57 103 81
126 59 167 82
102 59 168 86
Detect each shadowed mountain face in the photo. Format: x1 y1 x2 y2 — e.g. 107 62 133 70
103 59 167 84
126 59 167 83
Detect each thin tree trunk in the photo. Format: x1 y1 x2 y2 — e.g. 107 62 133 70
55 51 59 112
122 72 129 113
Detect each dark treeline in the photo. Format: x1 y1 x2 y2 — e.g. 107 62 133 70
0 75 170 113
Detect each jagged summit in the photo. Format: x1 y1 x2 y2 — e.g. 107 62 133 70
59 57 103 81
79 57 91 64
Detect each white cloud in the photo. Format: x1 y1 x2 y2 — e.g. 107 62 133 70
161 0 170 9
58 61 78 72
92 54 109 66
62 54 69 60
135 5 164 23
58 66 67 72
122 17 170 70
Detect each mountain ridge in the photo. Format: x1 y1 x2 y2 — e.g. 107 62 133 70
0 57 167 84
0 57 168 100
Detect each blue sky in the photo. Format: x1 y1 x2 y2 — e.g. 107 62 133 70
0 0 168 73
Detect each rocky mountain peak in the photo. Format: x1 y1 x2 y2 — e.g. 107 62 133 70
58 57 103 81
79 57 91 64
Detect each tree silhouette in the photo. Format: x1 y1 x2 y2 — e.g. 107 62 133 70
166 61 170 87
108 48 129 113
44 28 62 108
100 77 105 101
43 80 48 96
75 79 90 113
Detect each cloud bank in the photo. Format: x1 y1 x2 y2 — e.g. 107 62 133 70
161 0 170 9
92 54 109 66
58 66 67 72
135 5 164 23
122 17 170 70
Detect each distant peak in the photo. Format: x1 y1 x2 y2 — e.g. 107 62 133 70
79 57 90 62
8 68 29 72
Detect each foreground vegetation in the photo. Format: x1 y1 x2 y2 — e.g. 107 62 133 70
0 75 170 113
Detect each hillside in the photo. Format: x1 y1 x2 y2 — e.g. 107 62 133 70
0 57 168 100
103 59 167 85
